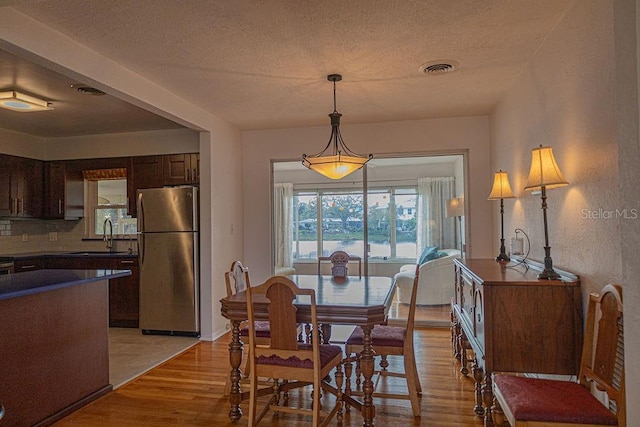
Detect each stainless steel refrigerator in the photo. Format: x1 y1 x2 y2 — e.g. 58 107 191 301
137 186 200 337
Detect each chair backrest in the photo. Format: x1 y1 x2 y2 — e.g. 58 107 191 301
246 276 320 374
405 264 420 338
329 250 349 277
317 251 362 278
224 260 250 297
579 283 625 421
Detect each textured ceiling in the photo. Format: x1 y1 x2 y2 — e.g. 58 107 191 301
1 0 573 136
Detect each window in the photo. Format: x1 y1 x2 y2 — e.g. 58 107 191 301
293 187 417 261
84 175 137 238
275 154 465 266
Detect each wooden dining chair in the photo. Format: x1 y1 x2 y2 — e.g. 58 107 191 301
343 264 422 417
223 261 270 395
245 275 344 426
317 250 362 278
492 283 625 427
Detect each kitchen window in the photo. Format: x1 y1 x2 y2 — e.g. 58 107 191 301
84 169 137 238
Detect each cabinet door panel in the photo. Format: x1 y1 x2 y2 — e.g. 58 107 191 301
128 156 164 216
44 161 66 219
162 153 199 186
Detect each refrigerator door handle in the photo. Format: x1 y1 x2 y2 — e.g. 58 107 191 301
139 233 145 265
138 192 145 232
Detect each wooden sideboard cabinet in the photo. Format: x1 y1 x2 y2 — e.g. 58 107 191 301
450 258 582 426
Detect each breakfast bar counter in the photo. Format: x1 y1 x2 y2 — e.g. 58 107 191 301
0 269 131 426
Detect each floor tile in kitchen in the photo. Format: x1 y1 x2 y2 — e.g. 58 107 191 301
108 327 199 388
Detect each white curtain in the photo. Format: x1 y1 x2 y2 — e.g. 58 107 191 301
273 183 293 268
417 177 456 252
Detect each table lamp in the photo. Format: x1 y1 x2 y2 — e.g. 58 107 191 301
487 170 516 262
524 145 568 280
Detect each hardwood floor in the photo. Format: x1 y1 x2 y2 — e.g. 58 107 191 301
55 328 484 426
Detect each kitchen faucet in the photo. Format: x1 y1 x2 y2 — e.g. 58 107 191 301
103 217 114 252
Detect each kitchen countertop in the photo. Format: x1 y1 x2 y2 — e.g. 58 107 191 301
0 251 138 262
0 269 132 301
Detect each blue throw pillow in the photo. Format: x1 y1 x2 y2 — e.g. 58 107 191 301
418 246 439 265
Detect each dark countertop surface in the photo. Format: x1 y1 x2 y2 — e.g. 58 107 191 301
0 251 137 262
0 269 132 301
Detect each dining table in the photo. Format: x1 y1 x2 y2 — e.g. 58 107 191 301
219 274 396 427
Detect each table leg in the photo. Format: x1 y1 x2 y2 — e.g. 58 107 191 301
360 324 376 427
321 323 332 344
228 320 244 421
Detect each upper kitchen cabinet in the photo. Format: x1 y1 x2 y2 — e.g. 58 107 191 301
163 153 199 186
43 161 66 219
127 155 164 216
43 161 85 220
0 154 44 218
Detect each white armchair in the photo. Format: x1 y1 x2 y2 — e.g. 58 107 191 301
394 249 461 305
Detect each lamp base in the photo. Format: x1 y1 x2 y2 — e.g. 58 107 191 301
537 268 561 280
496 253 510 262
538 249 561 280
495 238 510 262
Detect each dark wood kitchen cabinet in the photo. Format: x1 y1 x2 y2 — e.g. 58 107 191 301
0 154 43 218
108 257 140 328
127 155 164 216
13 258 46 273
43 161 66 219
163 153 199 186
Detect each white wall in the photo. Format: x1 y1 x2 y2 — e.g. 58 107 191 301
490 0 638 417
243 115 492 283
616 0 640 421
0 127 47 159
490 0 620 294
44 128 199 160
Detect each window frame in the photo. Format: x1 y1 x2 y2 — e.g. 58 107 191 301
84 179 137 239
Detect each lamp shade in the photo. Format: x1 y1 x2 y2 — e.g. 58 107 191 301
524 145 568 191
0 90 52 112
446 197 464 217
302 153 368 180
488 170 516 200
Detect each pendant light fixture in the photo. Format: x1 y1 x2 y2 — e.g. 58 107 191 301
302 74 372 180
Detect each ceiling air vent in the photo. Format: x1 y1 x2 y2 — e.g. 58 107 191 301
419 60 459 75
71 84 106 96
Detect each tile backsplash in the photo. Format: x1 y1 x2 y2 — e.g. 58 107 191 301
0 218 135 254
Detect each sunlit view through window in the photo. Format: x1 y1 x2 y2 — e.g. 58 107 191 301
293 188 418 260
275 155 465 267
87 178 137 237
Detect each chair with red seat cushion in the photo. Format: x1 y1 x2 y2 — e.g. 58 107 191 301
223 261 263 395
492 283 625 427
344 264 422 417
246 275 344 426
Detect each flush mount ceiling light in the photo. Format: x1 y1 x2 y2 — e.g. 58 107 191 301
0 90 53 112
302 74 372 180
